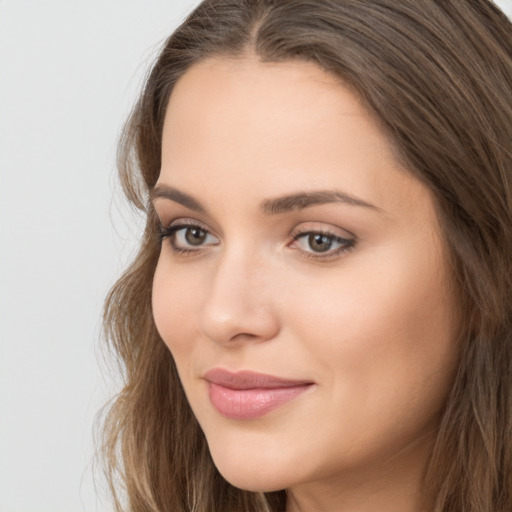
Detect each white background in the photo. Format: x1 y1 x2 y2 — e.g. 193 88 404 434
1 1 511 511
0 1 199 511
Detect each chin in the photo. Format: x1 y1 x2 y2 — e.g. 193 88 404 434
215 465 290 493
207 441 295 492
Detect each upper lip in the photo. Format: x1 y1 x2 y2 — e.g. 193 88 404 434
204 368 314 390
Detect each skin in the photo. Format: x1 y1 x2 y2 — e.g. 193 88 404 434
151 56 461 512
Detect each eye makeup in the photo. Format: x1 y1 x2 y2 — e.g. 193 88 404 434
157 217 356 262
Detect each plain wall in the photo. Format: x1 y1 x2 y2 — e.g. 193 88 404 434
1 1 511 511
0 2 199 511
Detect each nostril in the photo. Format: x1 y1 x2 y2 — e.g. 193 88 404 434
228 332 262 343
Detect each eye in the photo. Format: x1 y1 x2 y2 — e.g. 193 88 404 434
291 230 355 259
175 226 212 247
159 222 219 253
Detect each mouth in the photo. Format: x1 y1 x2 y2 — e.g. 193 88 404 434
204 368 314 420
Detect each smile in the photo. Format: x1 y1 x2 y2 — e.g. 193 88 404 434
204 369 314 420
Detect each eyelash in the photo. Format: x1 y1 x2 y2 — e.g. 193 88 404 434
158 221 216 256
289 228 355 261
157 221 356 261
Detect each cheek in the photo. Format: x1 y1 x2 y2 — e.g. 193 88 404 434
152 257 199 361
280 239 459 414
266 249 459 473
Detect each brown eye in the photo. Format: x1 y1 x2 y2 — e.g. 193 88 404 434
185 227 208 246
308 233 333 253
164 224 220 253
291 230 355 260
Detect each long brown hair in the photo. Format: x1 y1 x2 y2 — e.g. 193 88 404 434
102 1 512 510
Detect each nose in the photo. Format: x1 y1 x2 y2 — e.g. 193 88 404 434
198 250 280 346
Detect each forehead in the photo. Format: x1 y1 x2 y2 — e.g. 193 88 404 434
166 56 353 117
159 56 429 220
163 57 367 150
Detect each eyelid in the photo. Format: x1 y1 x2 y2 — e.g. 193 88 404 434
158 218 220 255
290 222 355 241
157 217 356 261
288 223 356 261
169 217 210 229
159 217 215 236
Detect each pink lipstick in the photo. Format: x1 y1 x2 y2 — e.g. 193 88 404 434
204 369 313 420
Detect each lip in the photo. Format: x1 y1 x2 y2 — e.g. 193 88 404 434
204 369 314 420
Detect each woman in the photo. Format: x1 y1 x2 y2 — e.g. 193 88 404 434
102 1 512 511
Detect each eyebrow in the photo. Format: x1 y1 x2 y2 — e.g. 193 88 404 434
150 185 207 213
150 184 381 215
261 190 381 214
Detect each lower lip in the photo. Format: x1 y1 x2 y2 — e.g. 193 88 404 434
207 382 311 420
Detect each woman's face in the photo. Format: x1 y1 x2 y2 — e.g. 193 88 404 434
152 57 460 498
